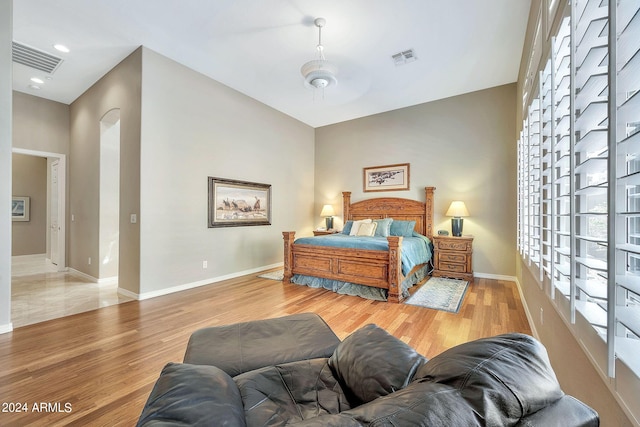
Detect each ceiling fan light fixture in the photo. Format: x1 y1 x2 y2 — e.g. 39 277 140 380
301 59 338 89
301 17 337 91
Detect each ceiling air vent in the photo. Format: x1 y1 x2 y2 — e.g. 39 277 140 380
12 41 63 74
392 49 417 66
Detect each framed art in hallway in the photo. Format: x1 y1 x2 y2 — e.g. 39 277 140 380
208 177 271 228
363 163 410 192
12 196 30 221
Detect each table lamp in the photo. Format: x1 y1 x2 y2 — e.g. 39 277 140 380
446 201 469 237
320 204 335 230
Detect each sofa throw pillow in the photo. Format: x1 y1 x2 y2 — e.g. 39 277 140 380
356 222 377 237
349 219 372 236
373 218 393 237
328 324 427 406
389 220 416 237
416 333 564 426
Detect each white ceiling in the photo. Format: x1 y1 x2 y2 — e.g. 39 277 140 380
12 0 531 128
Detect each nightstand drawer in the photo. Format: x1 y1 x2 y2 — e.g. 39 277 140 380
440 252 467 263
435 239 472 252
439 262 466 273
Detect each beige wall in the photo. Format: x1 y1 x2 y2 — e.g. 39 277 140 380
137 47 315 295
12 92 70 155
315 84 517 277
11 154 47 255
69 48 141 291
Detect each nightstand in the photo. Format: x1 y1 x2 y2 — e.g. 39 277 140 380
432 235 473 281
313 229 339 236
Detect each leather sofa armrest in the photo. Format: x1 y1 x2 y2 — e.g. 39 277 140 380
516 395 599 427
136 362 246 427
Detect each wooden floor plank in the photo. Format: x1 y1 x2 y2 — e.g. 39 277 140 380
0 274 531 426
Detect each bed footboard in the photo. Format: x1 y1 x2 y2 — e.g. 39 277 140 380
282 232 405 303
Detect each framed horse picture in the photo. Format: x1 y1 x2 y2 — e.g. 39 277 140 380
208 177 271 228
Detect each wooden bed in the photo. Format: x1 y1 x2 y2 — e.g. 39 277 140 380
282 187 435 303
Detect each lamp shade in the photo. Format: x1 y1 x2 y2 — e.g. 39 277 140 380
446 201 469 217
320 204 335 217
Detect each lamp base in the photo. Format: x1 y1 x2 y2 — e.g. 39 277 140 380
451 218 464 237
325 217 334 230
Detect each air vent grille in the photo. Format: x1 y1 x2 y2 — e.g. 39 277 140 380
12 41 63 74
392 49 417 66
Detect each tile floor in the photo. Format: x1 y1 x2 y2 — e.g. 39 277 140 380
11 254 134 328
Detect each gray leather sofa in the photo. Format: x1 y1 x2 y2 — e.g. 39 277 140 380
137 313 599 426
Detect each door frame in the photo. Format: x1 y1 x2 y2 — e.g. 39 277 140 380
12 148 66 272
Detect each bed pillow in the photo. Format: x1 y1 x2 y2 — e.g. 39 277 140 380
342 221 354 234
349 219 373 236
356 222 378 237
373 218 393 237
390 220 416 237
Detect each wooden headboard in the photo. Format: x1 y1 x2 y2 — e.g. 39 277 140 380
342 187 435 238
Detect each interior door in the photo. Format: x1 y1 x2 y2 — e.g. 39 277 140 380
50 160 59 265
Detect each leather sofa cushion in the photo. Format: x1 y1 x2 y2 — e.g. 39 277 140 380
328 324 427 406
234 358 350 427
417 333 565 426
184 313 341 376
136 362 246 427
291 381 481 426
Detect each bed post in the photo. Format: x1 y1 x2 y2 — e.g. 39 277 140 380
342 192 351 223
282 232 295 283
424 187 435 239
387 236 403 303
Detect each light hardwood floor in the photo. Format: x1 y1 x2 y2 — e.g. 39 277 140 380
0 271 531 426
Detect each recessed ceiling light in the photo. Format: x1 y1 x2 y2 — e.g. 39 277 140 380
30 77 44 84
28 84 41 90
53 44 70 53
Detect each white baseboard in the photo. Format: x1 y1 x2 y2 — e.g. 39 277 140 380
68 268 98 283
128 262 285 301
0 323 13 335
473 272 517 282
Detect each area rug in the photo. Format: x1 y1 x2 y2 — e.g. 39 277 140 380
404 277 469 313
258 269 284 281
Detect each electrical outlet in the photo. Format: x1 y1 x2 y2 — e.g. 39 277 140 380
540 308 544 325
202 260 208 269
130 214 137 224
88 257 92 265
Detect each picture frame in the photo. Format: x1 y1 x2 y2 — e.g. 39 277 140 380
363 163 410 192
208 177 271 228
12 196 30 222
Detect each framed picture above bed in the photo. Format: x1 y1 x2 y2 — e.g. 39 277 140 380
208 177 271 228
363 163 410 192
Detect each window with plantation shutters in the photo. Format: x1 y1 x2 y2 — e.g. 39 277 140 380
613 0 640 377
517 0 640 380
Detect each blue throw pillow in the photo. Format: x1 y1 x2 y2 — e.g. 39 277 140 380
390 220 416 237
373 218 393 237
342 220 353 234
